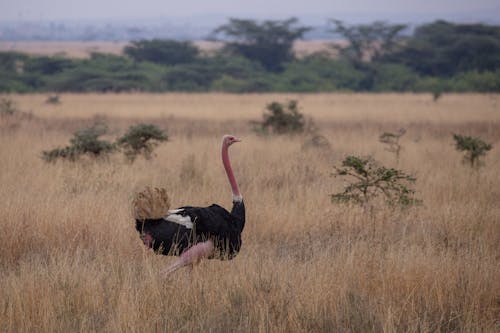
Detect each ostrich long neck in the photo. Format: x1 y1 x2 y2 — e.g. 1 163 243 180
222 143 242 202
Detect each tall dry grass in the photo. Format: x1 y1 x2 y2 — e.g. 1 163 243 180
1 93 499 332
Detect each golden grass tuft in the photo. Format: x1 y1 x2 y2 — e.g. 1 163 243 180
132 187 171 220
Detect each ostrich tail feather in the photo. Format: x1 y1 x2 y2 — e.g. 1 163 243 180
132 187 171 220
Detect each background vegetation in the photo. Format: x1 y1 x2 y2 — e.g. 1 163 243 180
1 19 499 93
0 93 498 332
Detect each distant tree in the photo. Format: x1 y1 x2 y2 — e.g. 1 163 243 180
25 56 74 75
328 19 407 65
453 134 492 168
212 18 311 72
0 51 27 72
124 39 199 66
384 21 500 77
327 20 407 91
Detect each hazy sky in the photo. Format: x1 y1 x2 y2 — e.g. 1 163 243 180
1 0 499 22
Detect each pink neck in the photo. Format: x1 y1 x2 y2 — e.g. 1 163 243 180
222 143 242 201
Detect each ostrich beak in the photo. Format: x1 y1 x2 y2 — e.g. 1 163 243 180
234 137 242 143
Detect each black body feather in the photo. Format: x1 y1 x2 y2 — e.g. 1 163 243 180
136 201 245 260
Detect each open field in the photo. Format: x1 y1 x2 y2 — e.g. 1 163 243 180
0 40 335 58
1 93 499 332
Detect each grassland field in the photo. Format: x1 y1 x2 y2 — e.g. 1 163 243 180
0 93 499 332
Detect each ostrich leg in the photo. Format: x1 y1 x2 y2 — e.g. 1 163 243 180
162 240 215 277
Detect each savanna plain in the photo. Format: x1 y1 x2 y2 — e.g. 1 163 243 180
0 93 499 332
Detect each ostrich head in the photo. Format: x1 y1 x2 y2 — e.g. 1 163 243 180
222 134 241 147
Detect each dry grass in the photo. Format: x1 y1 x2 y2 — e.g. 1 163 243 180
1 93 499 332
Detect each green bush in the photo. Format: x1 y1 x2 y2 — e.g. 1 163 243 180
253 100 305 135
331 155 420 207
453 134 492 168
384 20 500 77
116 124 168 161
42 124 116 162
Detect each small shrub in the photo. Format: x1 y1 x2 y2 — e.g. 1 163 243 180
116 123 168 161
302 134 331 150
46 95 60 104
432 90 443 102
379 128 406 160
453 134 492 168
253 100 305 135
331 155 420 207
42 123 116 162
0 98 18 116
301 117 330 150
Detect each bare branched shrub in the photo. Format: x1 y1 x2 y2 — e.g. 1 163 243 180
331 155 420 207
253 100 305 135
379 128 406 160
453 133 492 168
116 123 168 162
42 123 116 162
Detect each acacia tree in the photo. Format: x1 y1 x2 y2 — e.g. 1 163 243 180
331 155 420 207
328 19 407 65
117 124 168 161
453 134 492 168
327 19 407 90
212 18 311 72
384 21 500 77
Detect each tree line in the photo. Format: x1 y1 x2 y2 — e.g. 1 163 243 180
1 18 499 93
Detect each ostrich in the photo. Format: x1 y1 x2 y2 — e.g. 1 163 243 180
134 135 245 276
